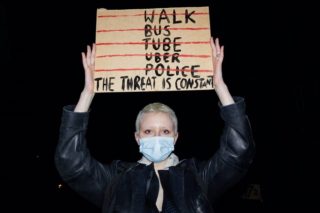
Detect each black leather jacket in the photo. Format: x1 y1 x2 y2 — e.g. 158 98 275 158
55 97 255 213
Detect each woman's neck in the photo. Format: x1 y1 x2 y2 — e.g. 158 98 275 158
154 158 169 170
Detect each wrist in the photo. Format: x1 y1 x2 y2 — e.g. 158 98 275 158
74 90 95 112
214 83 235 106
81 88 95 98
214 82 226 91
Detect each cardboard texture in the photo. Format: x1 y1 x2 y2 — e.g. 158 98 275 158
95 7 213 92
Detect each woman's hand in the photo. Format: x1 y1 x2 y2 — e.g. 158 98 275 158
210 37 234 106
210 37 225 88
81 43 96 94
74 43 96 112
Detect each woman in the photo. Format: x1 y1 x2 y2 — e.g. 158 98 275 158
55 37 255 212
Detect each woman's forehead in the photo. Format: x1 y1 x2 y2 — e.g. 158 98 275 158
140 112 173 125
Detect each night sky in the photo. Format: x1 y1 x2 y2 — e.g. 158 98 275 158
1 0 316 212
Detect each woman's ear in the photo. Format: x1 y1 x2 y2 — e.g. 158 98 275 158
174 132 179 145
134 132 140 145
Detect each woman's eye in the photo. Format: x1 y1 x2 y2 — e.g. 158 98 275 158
144 130 151 134
163 130 170 134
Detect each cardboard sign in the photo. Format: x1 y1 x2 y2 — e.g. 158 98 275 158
95 6 214 93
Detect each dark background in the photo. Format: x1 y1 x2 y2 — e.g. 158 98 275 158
1 0 317 212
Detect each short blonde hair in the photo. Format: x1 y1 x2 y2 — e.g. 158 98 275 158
135 102 178 133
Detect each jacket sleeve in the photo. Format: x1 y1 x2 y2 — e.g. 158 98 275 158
197 97 256 203
54 105 116 207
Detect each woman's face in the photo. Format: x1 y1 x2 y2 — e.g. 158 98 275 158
135 112 178 142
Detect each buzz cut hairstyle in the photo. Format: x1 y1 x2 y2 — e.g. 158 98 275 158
135 102 178 133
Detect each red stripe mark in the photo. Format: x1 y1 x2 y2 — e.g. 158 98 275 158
98 12 208 18
96 41 210 45
96 54 210 58
169 27 208 31
97 27 209 33
95 68 212 73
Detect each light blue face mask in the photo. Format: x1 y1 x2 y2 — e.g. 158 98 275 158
139 136 175 163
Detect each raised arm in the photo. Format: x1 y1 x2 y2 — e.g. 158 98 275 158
74 43 96 112
55 44 115 207
211 37 234 106
197 38 255 204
